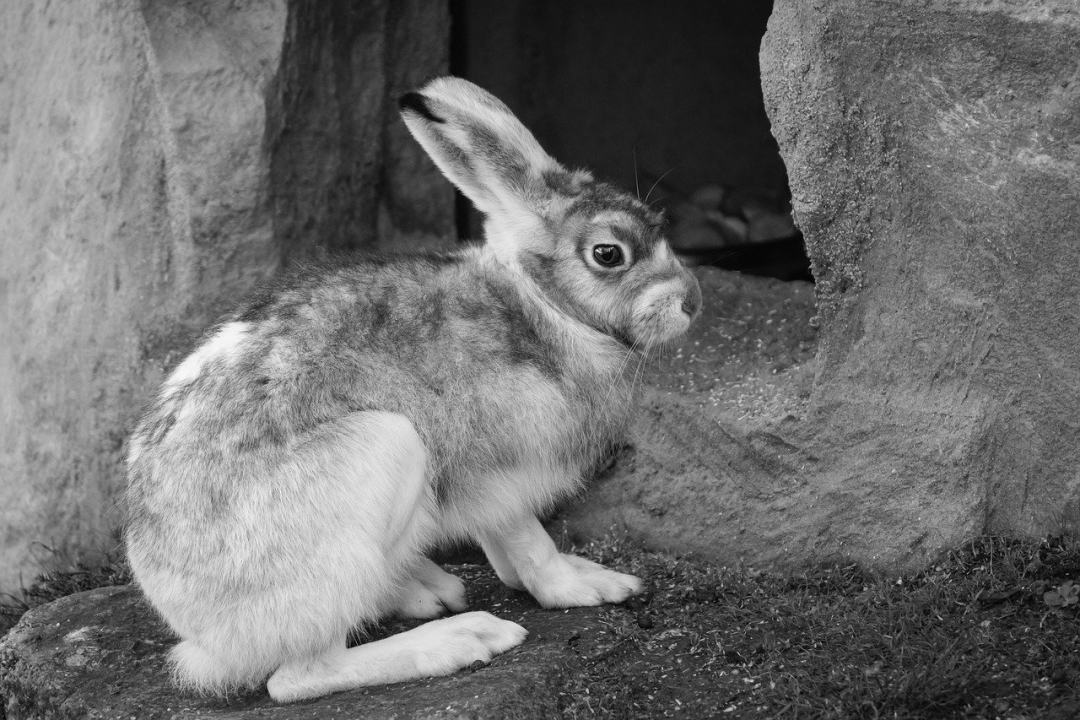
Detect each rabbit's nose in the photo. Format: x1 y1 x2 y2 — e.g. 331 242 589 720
681 278 703 319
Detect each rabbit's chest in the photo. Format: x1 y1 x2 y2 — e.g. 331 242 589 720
426 357 630 477
426 360 630 534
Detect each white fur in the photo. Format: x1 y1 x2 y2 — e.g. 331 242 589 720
266 612 528 703
588 210 638 230
402 77 569 267
474 244 629 377
632 274 694 342
130 411 441 694
479 515 642 609
392 558 468 619
129 321 251 468
653 240 674 263
162 321 250 395
404 77 557 220
482 210 550 269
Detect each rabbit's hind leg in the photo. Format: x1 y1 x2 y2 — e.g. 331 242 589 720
261 412 527 702
158 411 439 695
266 610 526 702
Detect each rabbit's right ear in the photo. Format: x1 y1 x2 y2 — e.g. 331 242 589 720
399 78 590 246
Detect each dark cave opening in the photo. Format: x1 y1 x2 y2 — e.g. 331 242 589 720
448 0 810 282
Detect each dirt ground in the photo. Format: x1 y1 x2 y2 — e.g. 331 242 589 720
556 535 1080 719
4 534 1080 719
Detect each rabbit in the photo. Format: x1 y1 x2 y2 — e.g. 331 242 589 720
124 76 702 703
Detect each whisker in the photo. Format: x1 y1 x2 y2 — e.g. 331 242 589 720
629 331 653 398
604 337 640 409
644 167 676 205
633 146 641 201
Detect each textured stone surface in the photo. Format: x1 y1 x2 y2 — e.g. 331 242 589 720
0 0 452 595
267 0 454 260
0 566 606 720
563 1 1075 568
0 0 199 597
564 1 1080 568
762 0 1080 542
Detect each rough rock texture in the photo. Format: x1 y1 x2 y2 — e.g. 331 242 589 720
763 0 1080 543
564 1 1080 568
268 0 454 260
0 567 613 719
0 1 452 595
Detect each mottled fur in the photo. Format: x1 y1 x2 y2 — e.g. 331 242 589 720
125 77 700 702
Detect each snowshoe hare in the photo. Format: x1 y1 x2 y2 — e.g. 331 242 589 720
125 77 701 702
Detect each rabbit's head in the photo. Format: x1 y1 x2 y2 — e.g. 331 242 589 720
400 77 701 349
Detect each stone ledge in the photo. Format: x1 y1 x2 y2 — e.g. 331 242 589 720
0 565 622 720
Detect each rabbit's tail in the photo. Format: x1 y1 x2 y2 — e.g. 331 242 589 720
169 639 267 695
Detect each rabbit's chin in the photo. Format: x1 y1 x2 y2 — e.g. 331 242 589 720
630 318 692 352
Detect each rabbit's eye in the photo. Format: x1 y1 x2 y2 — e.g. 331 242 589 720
592 244 624 268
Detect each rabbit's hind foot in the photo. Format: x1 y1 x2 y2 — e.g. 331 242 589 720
265 611 527 703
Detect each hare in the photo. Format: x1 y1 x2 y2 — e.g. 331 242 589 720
125 77 701 703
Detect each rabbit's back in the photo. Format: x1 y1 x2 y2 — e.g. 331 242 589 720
127 250 632 552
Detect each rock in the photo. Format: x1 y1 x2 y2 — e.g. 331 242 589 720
0 565 606 719
688 184 727 211
742 202 796 244
266 0 454 260
561 1 1080 569
671 184 800 267
668 202 743 253
0 1 452 596
0 0 199 600
762 1 1080 545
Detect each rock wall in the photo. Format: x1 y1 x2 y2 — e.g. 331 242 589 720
0 0 451 594
563 0 1080 568
268 0 454 259
762 0 1080 540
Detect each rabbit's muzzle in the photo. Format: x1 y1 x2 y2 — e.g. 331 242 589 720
630 267 701 348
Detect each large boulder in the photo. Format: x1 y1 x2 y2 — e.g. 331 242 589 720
563 1 1080 568
0 0 452 596
762 0 1080 547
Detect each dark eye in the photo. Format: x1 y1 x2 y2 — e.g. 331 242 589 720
592 244 624 267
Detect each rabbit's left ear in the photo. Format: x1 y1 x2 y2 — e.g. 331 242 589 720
400 78 589 250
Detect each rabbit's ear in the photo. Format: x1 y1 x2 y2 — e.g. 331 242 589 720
399 78 587 228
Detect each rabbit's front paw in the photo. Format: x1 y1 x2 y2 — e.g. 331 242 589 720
393 559 468 619
530 553 643 609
